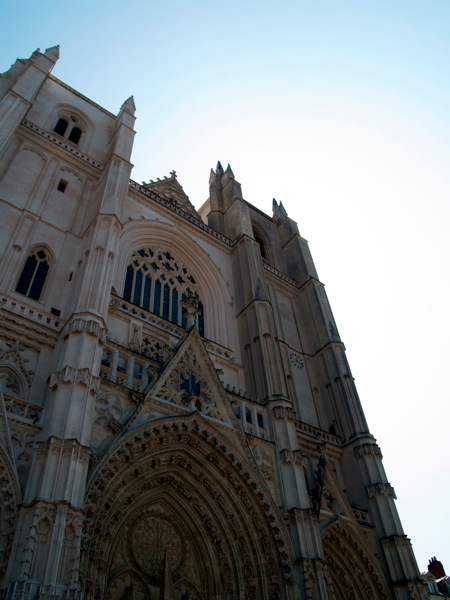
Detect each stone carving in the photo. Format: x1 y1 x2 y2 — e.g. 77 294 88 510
110 535 129 572
0 341 33 387
354 443 382 459
142 175 200 218
250 443 274 482
106 571 148 600
94 392 125 433
49 366 100 393
279 448 307 467
366 482 396 499
322 521 390 600
155 341 224 422
141 337 172 362
272 406 295 421
63 317 106 341
11 429 34 470
173 579 200 599
0 370 21 396
4 396 41 422
132 515 183 577
0 455 19 579
82 417 293 598
408 580 429 600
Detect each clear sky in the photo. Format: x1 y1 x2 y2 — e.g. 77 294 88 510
3 0 450 574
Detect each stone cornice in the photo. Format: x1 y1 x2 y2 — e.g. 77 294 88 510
22 119 103 169
296 420 341 446
0 296 61 350
1 294 63 331
263 263 300 289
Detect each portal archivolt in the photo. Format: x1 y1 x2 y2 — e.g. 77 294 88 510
322 521 390 600
82 415 294 600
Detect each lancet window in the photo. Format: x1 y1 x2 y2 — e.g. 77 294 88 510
53 114 84 145
15 248 50 301
123 248 204 335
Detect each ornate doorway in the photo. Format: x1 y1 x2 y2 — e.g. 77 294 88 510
81 416 294 600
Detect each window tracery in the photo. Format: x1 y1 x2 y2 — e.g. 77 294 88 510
123 248 204 335
15 248 50 302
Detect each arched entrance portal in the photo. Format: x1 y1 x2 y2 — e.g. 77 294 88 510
322 521 390 600
81 415 294 600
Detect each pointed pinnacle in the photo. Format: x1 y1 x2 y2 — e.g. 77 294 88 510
216 161 224 176
44 45 60 61
273 199 288 220
224 164 235 179
121 95 136 114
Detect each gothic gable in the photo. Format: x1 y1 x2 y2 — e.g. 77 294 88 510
142 173 200 219
127 327 241 432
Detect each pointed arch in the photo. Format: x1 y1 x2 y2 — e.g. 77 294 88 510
0 365 27 400
322 520 390 600
15 245 55 302
116 222 233 346
122 247 205 334
48 104 95 150
82 414 294 600
252 222 269 261
0 444 21 580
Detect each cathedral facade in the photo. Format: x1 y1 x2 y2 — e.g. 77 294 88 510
0 47 426 599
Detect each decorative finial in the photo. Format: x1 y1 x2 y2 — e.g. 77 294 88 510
170 170 177 178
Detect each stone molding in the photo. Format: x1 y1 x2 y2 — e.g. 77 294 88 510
272 405 296 421
0 450 20 579
33 437 90 470
49 366 100 394
263 262 300 289
354 442 382 459
22 119 103 169
84 415 294 594
322 520 391 599
366 482 396 499
63 316 106 342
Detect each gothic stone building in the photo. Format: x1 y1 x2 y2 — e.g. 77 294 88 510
0 47 427 600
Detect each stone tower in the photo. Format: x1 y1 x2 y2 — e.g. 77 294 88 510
0 47 427 599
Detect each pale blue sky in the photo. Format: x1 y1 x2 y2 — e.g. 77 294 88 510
2 0 450 574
